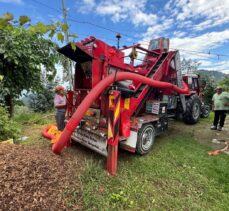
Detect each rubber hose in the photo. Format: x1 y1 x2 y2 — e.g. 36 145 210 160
52 72 189 154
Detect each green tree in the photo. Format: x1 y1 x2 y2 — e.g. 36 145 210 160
198 73 216 105
28 76 60 113
0 13 76 116
0 106 20 141
219 76 229 91
0 27 58 116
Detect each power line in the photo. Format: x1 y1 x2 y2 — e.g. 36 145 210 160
180 51 221 61
31 0 144 43
31 0 144 45
171 47 229 58
32 0 61 13
31 0 229 59
67 18 142 44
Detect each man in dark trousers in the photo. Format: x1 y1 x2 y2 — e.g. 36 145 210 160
211 86 229 131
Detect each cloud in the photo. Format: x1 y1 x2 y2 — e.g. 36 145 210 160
141 18 173 40
178 53 229 74
173 31 186 38
169 30 229 73
170 30 229 52
77 0 95 13
0 0 23 4
141 27 229 74
132 11 157 26
174 0 229 31
164 0 229 32
76 0 229 74
77 0 157 26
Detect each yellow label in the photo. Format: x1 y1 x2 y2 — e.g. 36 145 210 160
124 98 130 110
108 122 113 139
109 95 115 108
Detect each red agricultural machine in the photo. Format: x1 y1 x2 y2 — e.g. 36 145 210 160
53 37 208 175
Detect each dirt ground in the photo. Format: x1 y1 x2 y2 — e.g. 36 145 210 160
169 118 229 151
0 117 228 210
0 144 84 211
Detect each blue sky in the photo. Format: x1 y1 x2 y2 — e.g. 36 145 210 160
1 0 229 74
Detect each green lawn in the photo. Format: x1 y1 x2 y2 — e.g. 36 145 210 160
14 109 229 210
78 135 229 210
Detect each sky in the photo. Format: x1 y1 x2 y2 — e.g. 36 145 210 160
1 0 229 74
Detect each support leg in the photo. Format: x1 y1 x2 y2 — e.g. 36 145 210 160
106 145 118 176
106 90 120 176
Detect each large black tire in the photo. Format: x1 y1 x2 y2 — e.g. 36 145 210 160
136 124 155 155
183 95 201 124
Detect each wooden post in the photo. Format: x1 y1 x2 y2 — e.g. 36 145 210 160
106 90 121 176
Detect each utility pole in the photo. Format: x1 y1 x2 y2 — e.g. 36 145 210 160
61 0 69 41
61 0 73 89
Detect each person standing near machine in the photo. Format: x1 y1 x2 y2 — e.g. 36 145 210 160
54 85 66 131
211 86 229 131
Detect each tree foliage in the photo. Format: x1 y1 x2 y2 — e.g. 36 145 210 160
219 76 229 91
0 106 20 141
28 77 59 113
0 12 76 116
0 27 58 95
198 73 216 105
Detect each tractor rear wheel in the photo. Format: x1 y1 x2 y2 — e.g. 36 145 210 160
183 95 201 124
136 124 155 155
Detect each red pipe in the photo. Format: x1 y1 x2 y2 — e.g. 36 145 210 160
52 72 189 154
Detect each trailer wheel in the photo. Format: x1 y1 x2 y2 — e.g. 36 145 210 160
136 124 155 155
183 95 201 124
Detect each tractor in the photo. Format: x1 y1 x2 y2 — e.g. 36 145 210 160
55 37 209 174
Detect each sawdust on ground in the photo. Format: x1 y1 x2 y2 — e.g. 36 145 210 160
0 144 84 211
0 116 228 210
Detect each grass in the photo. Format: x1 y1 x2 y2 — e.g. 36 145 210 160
13 110 54 125
13 106 55 146
13 109 229 210
77 116 229 210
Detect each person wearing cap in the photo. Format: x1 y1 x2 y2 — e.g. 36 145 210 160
211 86 229 131
54 85 66 131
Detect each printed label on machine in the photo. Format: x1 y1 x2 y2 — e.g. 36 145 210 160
152 102 160 114
72 129 108 157
124 98 130 110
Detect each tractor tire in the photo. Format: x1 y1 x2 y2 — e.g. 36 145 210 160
183 95 201 124
136 124 155 155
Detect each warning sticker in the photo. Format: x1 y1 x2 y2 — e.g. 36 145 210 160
124 98 130 110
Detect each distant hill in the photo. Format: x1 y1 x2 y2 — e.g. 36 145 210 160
197 70 228 82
